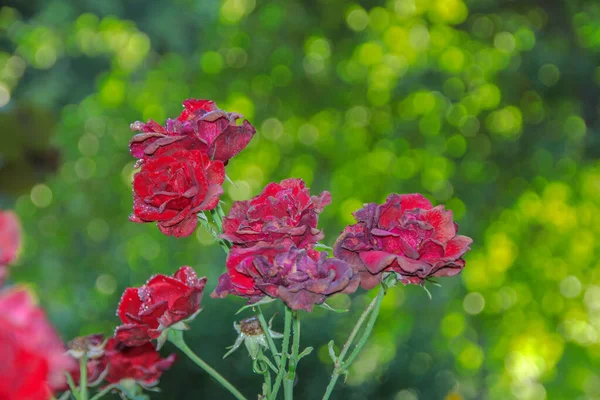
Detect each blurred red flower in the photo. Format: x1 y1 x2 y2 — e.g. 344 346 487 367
0 210 21 285
129 149 225 237
334 194 472 289
129 99 256 164
115 266 207 346
221 178 331 249
0 287 74 400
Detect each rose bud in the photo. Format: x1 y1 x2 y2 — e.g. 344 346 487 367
129 148 225 237
224 316 283 360
115 266 207 347
104 338 176 388
212 240 359 312
129 99 256 164
221 178 331 249
0 210 21 285
334 193 473 289
0 287 75 400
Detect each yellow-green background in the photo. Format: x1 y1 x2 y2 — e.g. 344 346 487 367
1 0 599 399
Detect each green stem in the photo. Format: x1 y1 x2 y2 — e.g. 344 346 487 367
65 373 80 400
271 306 292 399
168 330 248 400
79 355 88 400
284 310 300 400
89 384 118 400
257 306 281 365
321 285 386 400
262 362 272 399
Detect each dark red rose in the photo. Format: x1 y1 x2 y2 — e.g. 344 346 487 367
129 99 256 164
104 338 176 386
0 210 21 285
334 194 472 289
212 240 359 311
115 266 207 346
0 288 75 400
221 178 331 249
130 149 225 237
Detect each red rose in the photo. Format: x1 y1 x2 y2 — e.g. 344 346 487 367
212 240 359 311
104 338 176 386
129 99 256 164
334 194 472 289
221 179 331 249
130 149 225 237
115 266 207 346
0 210 21 284
0 288 74 400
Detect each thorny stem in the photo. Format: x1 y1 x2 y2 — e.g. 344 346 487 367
271 306 292 399
321 284 387 400
284 311 300 400
257 306 281 365
168 330 248 400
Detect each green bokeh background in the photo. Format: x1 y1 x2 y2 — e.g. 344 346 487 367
1 0 600 399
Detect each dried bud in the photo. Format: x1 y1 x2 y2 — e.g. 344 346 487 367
67 334 106 360
224 316 282 360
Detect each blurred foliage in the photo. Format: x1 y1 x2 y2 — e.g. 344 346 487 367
1 0 600 399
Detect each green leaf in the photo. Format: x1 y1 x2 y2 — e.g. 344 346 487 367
327 340 338 363
298 346 314 360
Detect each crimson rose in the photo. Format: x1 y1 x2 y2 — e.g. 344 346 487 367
221 178 331 249
0 288 74 400
115 266 207 346
334 193 472 289
130 149 225 237
212 240 359 311
130 99 256 164
104 338 176 386
0 210 21 285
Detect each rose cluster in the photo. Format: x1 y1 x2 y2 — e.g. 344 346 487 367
0 98 474 399
129 99 255 237
211 178 360 311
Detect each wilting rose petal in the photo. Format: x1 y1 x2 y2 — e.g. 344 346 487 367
334 193 472 288
129 99 256 164
212 240 359 311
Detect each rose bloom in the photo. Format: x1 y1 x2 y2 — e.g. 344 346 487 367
212 240 359 311
115 266 207 346
221 178 331 249
0 288 74 400
334 194 472 289
104 338 176 386
130 149 225 237
0 210 21 284
129 99 256 164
